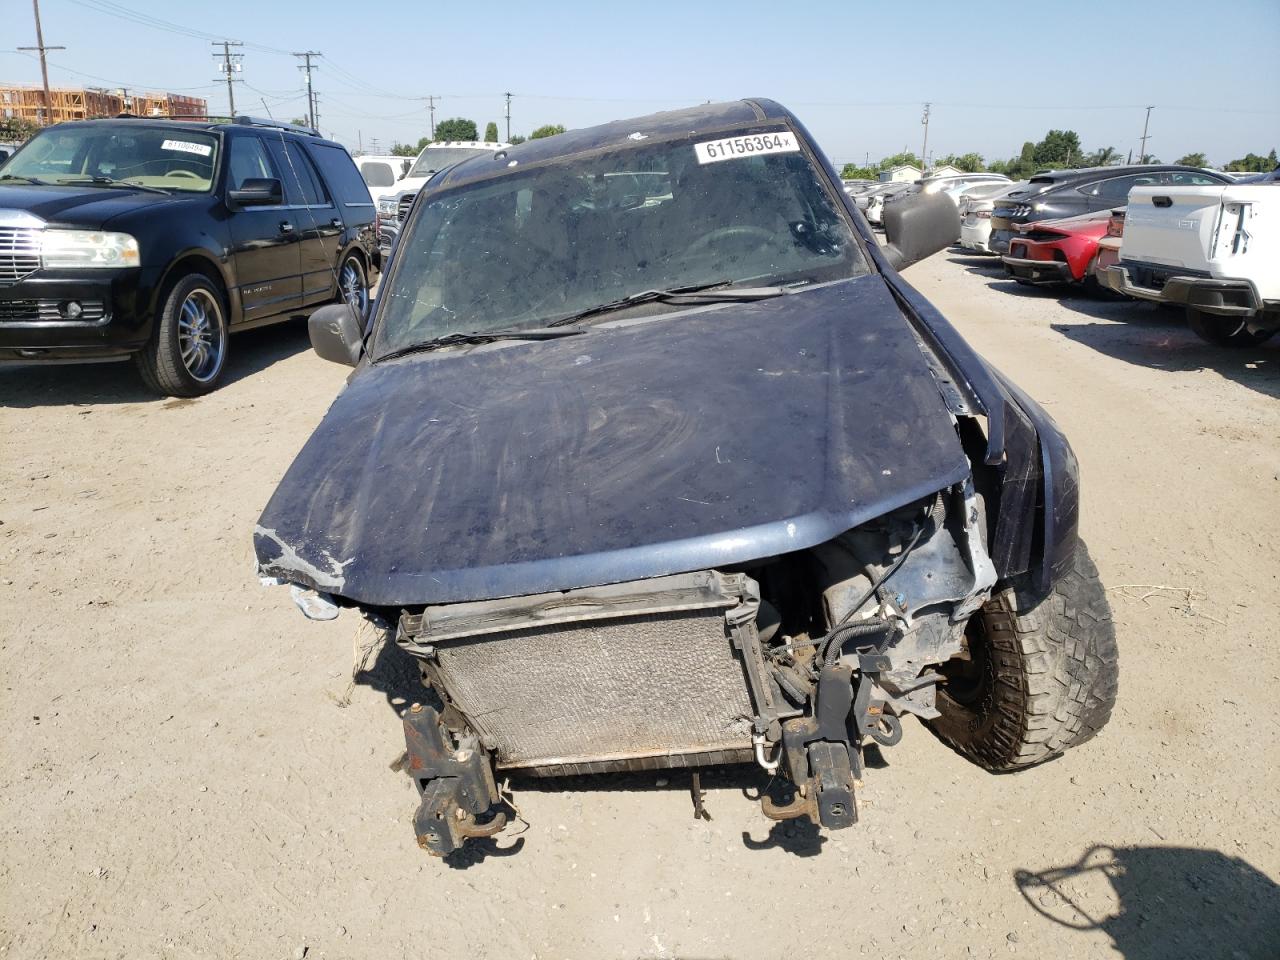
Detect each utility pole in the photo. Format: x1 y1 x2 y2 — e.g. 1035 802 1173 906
19 0 65 125
504 91 513 142
426 95 437 139
920 102 931 175
211 40 243 117
1138 105 1154 163
294 51 321 129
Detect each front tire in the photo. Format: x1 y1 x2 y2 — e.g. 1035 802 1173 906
1186 308 1275 348
134 273 229 397
928 540 1119 771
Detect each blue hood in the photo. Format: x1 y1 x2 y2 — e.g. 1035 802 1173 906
254 276 970 606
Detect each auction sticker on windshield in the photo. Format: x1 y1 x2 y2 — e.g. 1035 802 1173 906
161 139 212 157
694 132 799 165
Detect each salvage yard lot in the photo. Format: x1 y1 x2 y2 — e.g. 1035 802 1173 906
1 250 1277 959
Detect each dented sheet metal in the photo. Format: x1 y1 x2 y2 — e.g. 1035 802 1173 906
254 278 971 606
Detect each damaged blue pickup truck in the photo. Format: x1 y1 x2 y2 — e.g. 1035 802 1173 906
254 100 1119 857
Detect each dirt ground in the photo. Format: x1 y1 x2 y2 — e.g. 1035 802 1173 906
2 250 1278 960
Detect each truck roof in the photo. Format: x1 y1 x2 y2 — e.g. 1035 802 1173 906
432 99 796 190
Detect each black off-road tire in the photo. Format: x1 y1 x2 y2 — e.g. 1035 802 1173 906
1186 307 1275 348
928 540 1118 770
133 273 229 397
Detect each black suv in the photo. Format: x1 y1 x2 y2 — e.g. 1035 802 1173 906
988 164 1230 255
0 117 378 395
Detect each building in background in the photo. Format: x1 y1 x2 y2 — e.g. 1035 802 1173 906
879 164 922 183
0 84 207 125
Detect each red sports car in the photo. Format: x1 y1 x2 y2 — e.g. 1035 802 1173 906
1001 209 1121 289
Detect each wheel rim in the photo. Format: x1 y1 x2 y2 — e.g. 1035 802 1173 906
177 288 226 383
340 258 368 315
939 612 995 708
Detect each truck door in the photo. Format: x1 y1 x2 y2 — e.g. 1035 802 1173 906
225 134 303 323
265 138 343 307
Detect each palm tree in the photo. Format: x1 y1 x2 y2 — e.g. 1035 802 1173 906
1085 146 1119 166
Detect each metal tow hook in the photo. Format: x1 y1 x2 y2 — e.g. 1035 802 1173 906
458 810 508 839
416 811 508 854
761 785 818 822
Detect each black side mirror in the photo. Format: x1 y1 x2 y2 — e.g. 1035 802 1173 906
227 177 283 207
880 192 960 270
309 303 364 367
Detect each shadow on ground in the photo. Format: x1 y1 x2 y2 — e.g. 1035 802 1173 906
945 250 1280 401
355 636 868 860
1015 844 1280 959
0 319 315 408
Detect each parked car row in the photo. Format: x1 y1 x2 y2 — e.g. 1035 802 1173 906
845 172 1011 226
0 115 380 395
951 163 1278 347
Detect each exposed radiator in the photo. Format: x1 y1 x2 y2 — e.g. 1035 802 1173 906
400 572 760 775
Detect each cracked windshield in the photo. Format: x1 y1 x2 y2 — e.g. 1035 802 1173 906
374 130 869 356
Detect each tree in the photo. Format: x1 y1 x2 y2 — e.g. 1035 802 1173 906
529 124 566 140
434 117 478 141
508 134 527 145
390 142 418 157
483 121 499 143
840 164 877 180
937 152 984 172
1225 149 1277 172
878 150 920 171
0 116 39 142
989 142 1037 180
1033 129 1082 168
1085 146 1119 166
1175 152 1207 167
290 117 309 128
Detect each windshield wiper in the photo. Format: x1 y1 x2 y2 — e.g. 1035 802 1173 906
546 281 789 327
62 176 171 196
374 325 585 363
0 174 50 185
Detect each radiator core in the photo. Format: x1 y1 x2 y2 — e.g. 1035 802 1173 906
427 596 758 774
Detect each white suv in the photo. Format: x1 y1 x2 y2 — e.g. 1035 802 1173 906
1099 170 1279 346
376 141 510 256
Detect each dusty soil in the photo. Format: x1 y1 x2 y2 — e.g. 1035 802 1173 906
2 251 1277 960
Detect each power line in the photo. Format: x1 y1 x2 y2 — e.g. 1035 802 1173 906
5 50 220 92
66 0 291 55
211 40 243 117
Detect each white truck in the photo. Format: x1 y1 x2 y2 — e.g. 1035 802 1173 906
375 141 510 257
1099 171 1279 346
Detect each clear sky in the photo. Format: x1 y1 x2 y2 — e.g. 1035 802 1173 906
4 0 1278 168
